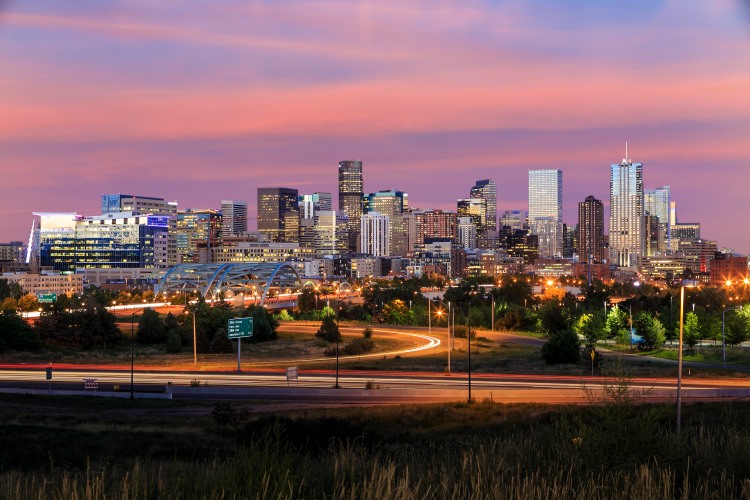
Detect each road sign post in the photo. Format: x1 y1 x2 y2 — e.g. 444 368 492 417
37 293 57 304
228 318 253 372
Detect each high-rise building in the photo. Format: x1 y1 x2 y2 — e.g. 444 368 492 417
415 209 457 246
338 161 364 253
457 198 486 233
457 217 477 249
499 210 526 230
299 192 332 219
314 211 349 256
644 186 670 253
257 187 300 243
609 155 644 268
360 212 389 257
365 190 408 256
470 179 497 233
577 196 605 264
220 200 248 238
528 169 563 258
101 194 177 216
170 209 222 265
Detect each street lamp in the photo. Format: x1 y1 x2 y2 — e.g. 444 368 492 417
721 305 743 370
434 300 452 374
130 310 135 400
677 280 698 433
185 309 197 366
335 306 340 389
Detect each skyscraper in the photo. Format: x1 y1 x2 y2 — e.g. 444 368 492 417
360 212 389 257
470 179 497 234
644 186 670 253
365 190 408 256
528 169 563 258
220 200 248 238
609 154 644 268
338 160 364 253
257 187 300 243
101 194 177 216
298 192 332 219
577 195 605 264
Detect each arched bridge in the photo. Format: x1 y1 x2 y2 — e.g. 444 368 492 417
154 262 303 307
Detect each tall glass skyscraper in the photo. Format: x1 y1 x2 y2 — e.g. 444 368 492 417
257 187 300 243
644 186 670 254
470 179 497 234
610 157 644 267
220 200 248 238
528 169 563 258
338 160 364 253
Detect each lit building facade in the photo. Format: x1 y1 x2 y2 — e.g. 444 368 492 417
528 169 563 258
470 179 497 234
220 200 248 238
170 209 221 265
577 195 605 264
644 186 670 253
365 190 407 256
257 187 300 243
101 194 177 216
360 212 390 257
338 160 364 253
609 158 644 268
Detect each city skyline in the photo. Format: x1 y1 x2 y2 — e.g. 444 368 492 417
1 1 749 253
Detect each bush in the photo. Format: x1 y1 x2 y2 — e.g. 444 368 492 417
210 327 234 354
343 338 375 355
136 308 167 344
362 327 373 339
453 325 476 339
541 329 580 364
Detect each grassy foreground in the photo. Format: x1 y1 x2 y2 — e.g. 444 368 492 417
1 394 749 499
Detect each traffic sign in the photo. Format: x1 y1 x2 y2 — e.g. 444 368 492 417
228 317 253 339
37 293 57 303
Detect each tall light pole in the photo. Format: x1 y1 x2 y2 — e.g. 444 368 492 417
467 300 472 403
130 310 135 400
186 309 197 366
434 300 452 374
722 305 743 370
335 306 340 389
677 280 697 433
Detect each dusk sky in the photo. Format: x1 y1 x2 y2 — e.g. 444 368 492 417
1 1 749 252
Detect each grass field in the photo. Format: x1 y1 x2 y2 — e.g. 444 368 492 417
1 394 749 498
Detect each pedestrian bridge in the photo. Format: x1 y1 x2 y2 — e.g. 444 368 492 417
153 262 303 307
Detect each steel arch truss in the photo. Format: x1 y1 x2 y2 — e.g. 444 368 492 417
154 262 303 306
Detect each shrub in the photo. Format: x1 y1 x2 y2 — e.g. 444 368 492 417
541 329 580 364
362 327 373 339
343 337 375 355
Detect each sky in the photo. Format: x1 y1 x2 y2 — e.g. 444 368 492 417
1 0 749 252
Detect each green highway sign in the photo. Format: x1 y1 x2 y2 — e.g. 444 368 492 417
228 317 253 339
37 293 57 303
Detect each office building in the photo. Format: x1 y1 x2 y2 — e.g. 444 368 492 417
500 210 526 230
528 169 563 258
457 217 477 249
257 187 300 243
457 198 486 235
299 193 332 219
338 160 364 252
365 190 408 256
220 200 248 238
644 186 670 253
609 155 644 268
470 179 497 233
314 211 349 256
415 209 457 246
577 196 605 264
360 212 390 257
170 209 222 265
101 194 177 216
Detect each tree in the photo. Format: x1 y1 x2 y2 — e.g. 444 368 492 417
0 310 41 352
605 307 628 340
166 329 182 353
541 330 580 364
136 308 167 344
210 327 234 353
1 297 17 312
382 299 411 325
315 314 341 343
682 311 700 352
539 302 571 335
573 312 605 348
725 308 750 347
17 294 39 312
244 306 279 342
0 279 24 301
633 312 666 350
